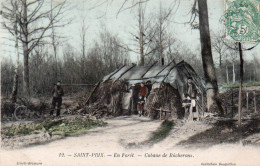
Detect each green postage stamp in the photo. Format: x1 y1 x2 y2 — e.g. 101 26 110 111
225 0 260 42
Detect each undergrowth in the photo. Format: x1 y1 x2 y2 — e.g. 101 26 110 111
2 118 105 137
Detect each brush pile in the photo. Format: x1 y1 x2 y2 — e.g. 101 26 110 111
69 80 128 118
145 83 184 119
1 97 50 121
219 88 260 114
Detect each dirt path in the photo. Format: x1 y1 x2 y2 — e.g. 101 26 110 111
1 116 260 166
1 116 211 151
1 116 161 149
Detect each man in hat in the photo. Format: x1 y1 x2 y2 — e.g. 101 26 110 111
145 80 152 97
183 77 198 121
50 81 64 116
184 77 197 99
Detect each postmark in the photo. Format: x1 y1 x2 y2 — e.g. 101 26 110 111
225 0 260 42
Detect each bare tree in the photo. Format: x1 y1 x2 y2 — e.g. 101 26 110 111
127 2 156 66
50 0 60 81
2 0 69 96
79 17 89 82
212 31 230 84
197 0 223 115
138 2 145 65
228 49 238 83
252 53 259 81
80 18 88 61
224 53 230 84
99 28 129 71
212 31 228 68
10 1 19 103
165 34 177 64
153 1 173 65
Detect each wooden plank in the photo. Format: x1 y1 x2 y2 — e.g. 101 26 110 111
104 65 126 82
141 61 158 78
155 60 176 76
127 75 164 80
161 64 177 83
246 92 249 111
115 64 136 81
84 81 101 105
153 108 171 113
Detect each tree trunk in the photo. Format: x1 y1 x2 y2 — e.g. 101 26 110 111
226 64 229 84
160 34 164 65
232 61 235 83
238 42 243 127
140 32 144 66
198 0 223 115
139 4 144 66
11 72 19 103
22 0 30 96
51 0 58 81
159 2 164 65
11 2 19 103
23 45 30 96
219 53 222 68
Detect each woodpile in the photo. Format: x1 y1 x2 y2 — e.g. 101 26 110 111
69 80 128 118
145 83 184 120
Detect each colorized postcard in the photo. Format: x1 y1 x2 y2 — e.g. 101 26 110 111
1 0 260 166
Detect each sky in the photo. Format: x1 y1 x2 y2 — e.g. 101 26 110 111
0 0 259 63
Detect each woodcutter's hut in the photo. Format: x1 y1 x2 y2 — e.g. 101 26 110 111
86 61 206 120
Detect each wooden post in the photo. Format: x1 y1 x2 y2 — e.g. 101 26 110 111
160 108 162 120
254 91 257 113
231 88 234 117
246 92 249 112
201 94 204 109
238 42 244 127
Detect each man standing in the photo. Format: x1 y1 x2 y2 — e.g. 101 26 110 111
183 77 198 121
50 81 64 117
184 77 197 99
137 83 148 117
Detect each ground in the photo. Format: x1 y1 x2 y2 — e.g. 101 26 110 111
1 86 260 165
1 115 260 166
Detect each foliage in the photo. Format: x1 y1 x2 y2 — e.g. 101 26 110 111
2 118 105 137
222 81 260 88
1 29 129 97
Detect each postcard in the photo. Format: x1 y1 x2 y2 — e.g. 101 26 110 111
1 0 260 165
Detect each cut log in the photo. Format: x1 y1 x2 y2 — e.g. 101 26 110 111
84 81 101 105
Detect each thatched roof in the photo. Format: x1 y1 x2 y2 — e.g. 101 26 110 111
103 61 206 95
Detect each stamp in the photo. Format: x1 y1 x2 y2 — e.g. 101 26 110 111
225 0 260 42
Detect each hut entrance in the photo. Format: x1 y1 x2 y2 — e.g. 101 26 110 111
126 82 153 116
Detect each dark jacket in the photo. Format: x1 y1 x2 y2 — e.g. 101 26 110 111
145 84 152 97
183 82 197 98
52 86 64 98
